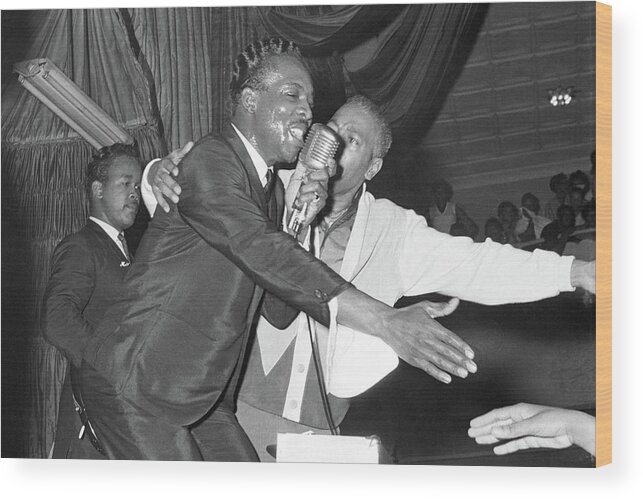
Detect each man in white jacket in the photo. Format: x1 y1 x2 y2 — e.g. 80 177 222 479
144 95 596 461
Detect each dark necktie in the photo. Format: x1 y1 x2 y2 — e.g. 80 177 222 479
264 169 274 198
118 232 130 262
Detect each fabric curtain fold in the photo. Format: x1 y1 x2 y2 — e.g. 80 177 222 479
130 8 213 150
257 4 403 52
347 3 488 143
2 8 168 457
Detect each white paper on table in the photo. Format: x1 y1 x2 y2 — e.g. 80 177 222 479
276 433 380 463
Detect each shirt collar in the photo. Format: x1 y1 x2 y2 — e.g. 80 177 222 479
231 123 271 186
89 216 121 241
89 216 128 259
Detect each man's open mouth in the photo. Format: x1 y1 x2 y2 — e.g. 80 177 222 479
288 123 307 144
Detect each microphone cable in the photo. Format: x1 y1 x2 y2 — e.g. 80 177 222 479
306 314 338 436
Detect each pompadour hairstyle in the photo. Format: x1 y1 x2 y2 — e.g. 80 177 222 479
229 37 304 113
344 95 393 159
87 142 140 196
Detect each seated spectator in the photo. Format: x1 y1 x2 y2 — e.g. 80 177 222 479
569 187 587 226
563 200 596 264
515 192 551 241
428 179 478 239
569 169 592 202
497 201 520 245
541 204 579 255
484 217 506 244
543 173 570 221
468 403 595 457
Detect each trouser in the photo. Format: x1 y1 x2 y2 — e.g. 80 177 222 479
235 399 333 462
51 367 105 459
79 361 258 461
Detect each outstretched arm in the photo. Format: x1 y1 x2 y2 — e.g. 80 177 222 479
468 403 595 456
337 289 475 384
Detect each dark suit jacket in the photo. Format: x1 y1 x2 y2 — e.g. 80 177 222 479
85 124 350 426
43 220 131 367
43 219 131 459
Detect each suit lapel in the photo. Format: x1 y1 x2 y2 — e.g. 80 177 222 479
221 124 268 214
86 219 132 267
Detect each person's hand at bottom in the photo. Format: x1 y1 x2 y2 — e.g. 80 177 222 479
468 403 596 456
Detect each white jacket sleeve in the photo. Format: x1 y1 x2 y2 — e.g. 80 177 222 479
141 159 160 217
398 209 575 304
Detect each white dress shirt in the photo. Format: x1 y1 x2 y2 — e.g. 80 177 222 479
89 216 129 259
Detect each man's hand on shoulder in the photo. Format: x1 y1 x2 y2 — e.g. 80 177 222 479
149 142 193 213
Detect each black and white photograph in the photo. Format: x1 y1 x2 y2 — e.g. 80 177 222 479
2 0 605 477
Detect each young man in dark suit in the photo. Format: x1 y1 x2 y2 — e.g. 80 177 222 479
42 143 143 458
79 38 477 461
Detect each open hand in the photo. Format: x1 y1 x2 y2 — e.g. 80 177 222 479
383 301 476 384
468 403 595 456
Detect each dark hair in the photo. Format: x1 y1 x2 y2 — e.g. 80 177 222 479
229 37 304 113
569 169 590 194
549 173 569 192
87 142 140 196
430 178 454 200
497 201 519 219
344 95 392 159
521 192 539 206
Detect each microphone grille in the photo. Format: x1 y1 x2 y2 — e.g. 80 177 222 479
301 123 340 169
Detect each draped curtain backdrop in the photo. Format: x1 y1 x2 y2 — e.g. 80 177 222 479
2 9 168 458
1 4 486 457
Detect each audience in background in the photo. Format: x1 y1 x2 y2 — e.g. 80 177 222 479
428 179 478 239
515 192 551 242
541 204 579 255
497 201 520 246
427 153 596 251
569 169 592 203
543 173 570 221
568 187 587 227
484 217 506 244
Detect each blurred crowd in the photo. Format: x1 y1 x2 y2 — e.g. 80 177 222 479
427 151 596 260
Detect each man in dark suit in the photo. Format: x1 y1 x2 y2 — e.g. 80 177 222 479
80 38 477 461
42 143 142 458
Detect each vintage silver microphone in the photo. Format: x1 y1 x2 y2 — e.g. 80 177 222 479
287 123 341 235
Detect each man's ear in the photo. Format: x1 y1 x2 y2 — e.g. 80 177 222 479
365 157 383 181
92 180 103 199
240 87 258 114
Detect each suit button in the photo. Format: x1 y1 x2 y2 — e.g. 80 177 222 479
315 289 328 300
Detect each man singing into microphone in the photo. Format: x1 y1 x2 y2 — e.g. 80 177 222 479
79 38 477 461
146 95 596 461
